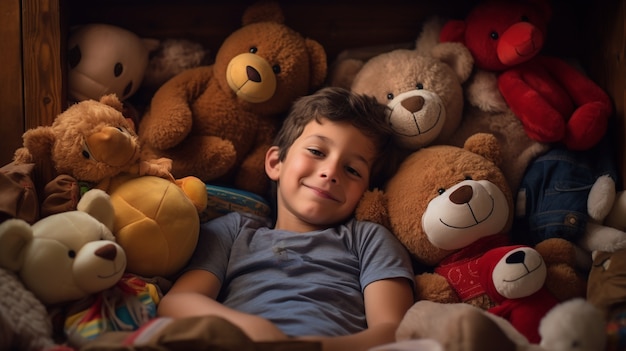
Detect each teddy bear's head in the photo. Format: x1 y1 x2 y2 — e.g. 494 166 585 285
67 23 159 102
439 0 551 72
13 94 140 184
213 1 327 115
357 133 513 266
0 189 126 305
350 42 473 150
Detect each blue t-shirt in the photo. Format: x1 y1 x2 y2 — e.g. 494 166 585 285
184 211 414 337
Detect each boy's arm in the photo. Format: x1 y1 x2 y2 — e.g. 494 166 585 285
296 277 415 351
157 269 288 341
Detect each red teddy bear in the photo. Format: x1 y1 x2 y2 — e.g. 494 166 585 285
440 0 612 150
479 245 560 344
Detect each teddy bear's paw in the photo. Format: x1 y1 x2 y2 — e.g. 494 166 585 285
415 273 459 303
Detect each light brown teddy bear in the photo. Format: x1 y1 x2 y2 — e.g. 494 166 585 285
139 1 327 197
349 42 474 151
356 133 586 310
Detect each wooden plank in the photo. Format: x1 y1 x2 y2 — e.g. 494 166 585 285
0 0 24 166
21 0 65 185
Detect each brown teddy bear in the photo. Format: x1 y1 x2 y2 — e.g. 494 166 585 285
138 1 327 197
349 41 474 151
13 94 205 278
356 133 586 310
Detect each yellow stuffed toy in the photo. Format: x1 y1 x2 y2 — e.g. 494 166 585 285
13 94 205 278
138 1 327 197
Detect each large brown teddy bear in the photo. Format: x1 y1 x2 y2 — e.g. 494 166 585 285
356 133 586 310
139 1 327 196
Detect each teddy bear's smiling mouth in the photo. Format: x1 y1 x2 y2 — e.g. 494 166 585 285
97 266 124 279
502 260 544 283
438 199 495 229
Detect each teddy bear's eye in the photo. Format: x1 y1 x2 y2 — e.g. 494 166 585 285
249 47 258 54
520 15 530 22
68 250 76 259
272 65 281 74
386 93 394 100
416 83 424 90
438 188 446 195
113 62 123 77
490 31 499 40
82 143 93 160
465 175 473 180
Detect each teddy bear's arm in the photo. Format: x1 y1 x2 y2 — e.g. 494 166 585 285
139 66 215 150
537 56 612 150
415 272 461 304
497 64 567 144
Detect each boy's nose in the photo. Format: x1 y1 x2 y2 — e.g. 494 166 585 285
321 172 337 183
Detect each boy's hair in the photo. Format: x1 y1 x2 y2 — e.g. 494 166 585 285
273 86 399 189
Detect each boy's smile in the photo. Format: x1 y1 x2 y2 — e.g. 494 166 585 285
266 118 377 232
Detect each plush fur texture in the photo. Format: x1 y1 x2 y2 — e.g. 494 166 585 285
138 1 327 196
440 0 612 151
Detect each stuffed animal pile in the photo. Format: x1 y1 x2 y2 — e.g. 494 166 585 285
12 94 205 278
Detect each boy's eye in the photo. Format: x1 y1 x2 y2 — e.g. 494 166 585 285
346 166 362 178
307 148 324 157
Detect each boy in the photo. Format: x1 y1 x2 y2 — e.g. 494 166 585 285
157 87 415 351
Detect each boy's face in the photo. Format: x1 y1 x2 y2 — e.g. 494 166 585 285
265 118 377 232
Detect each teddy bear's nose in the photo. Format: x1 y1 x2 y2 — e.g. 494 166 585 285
401 95 425 113
506 250 526 265
449 184 473 204
95 243 118 261
246 66 262 83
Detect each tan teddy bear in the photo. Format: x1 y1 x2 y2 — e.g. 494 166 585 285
356 133 586 310
349 42 473 152
138 1 327 197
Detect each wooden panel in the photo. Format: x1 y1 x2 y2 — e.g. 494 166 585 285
21 0 65 185
581 0 626 187
0 0 24 166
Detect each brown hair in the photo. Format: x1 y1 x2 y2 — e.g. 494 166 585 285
273 86 399 189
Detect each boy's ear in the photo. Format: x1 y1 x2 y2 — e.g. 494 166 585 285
265 146 281 181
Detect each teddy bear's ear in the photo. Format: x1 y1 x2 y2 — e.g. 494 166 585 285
242 0 285 26
464 133 502 167
0 219 33 271
415 16 446 55
99 93 124 113
76 189 115 236
431 42 474 84
305 38 328 90
13 126 56 164
439 19 466 44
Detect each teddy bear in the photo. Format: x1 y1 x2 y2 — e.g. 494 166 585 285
0 189 125 306
12 94 205 278
380 297 605 351
348 41 473 151
403 14 550 194
138 1 328 197
67 23 160 125
439 0 613 151
0 189 162 347
478 245 560 344
356 133 586 310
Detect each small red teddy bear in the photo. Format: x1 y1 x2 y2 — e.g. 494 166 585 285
440 0 612 150
479 245 560 344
